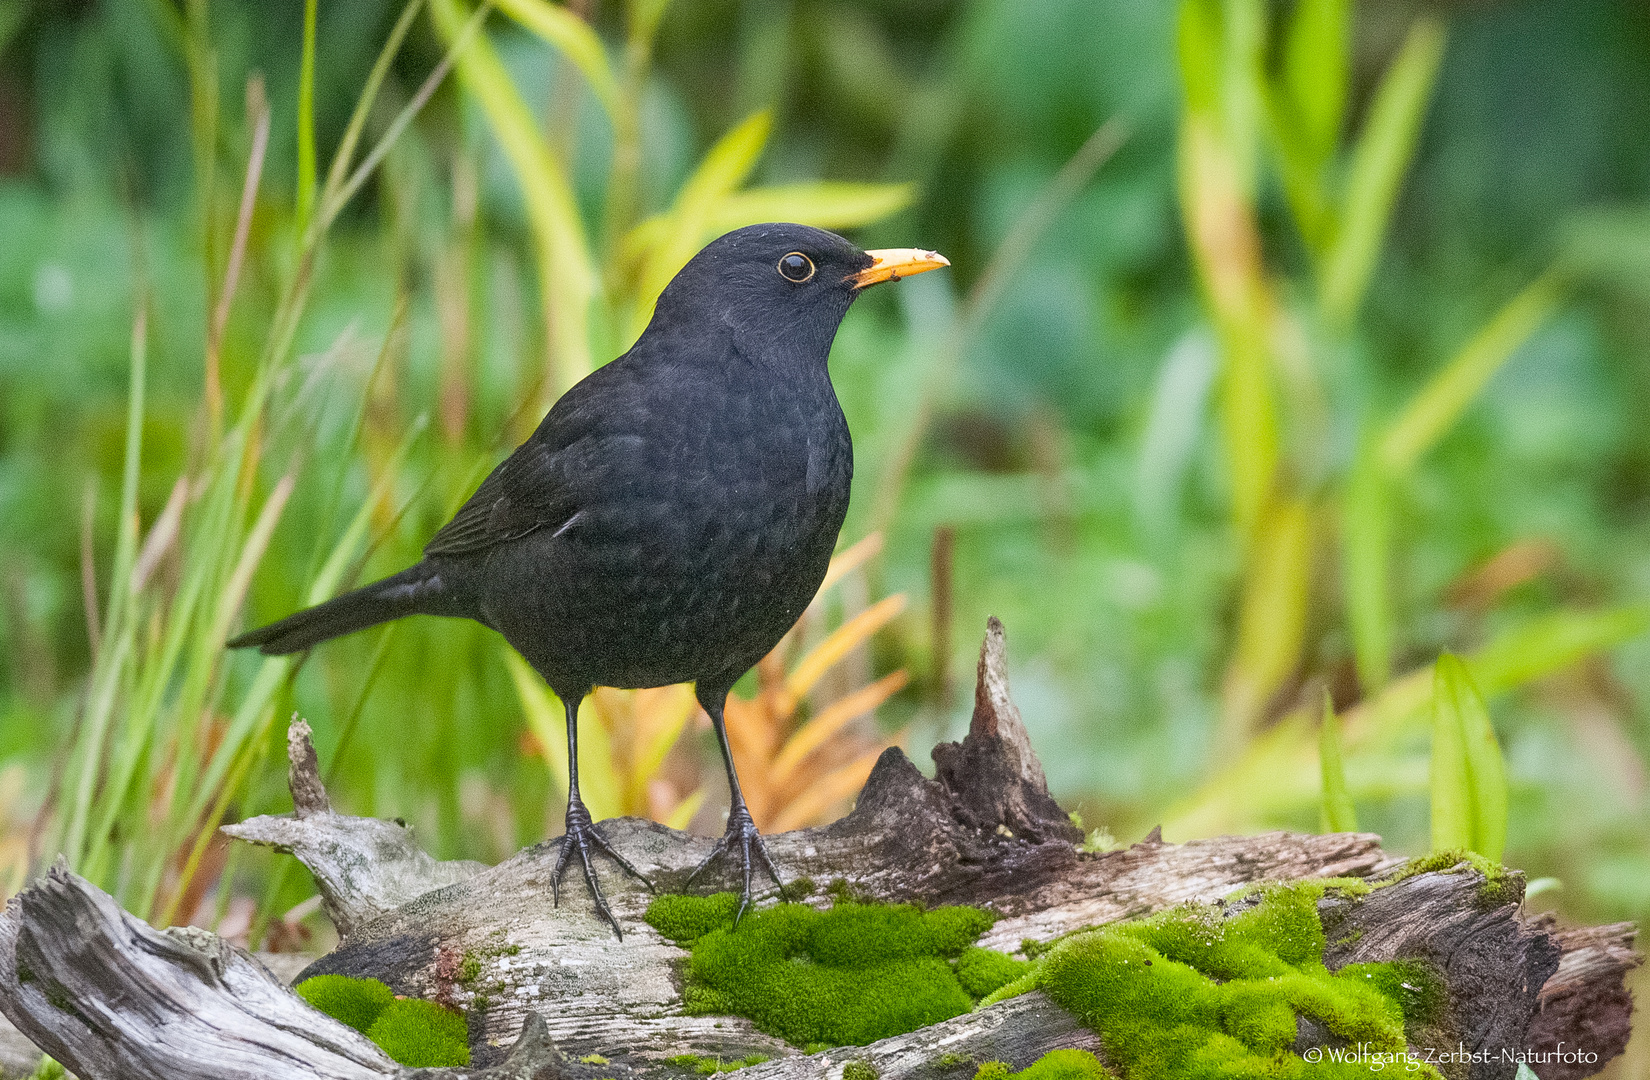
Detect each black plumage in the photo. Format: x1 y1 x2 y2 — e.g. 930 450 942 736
229 223 948 934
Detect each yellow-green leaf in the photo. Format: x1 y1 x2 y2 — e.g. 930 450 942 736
629 110 773 336
494 0 621 123
1222 497 1313 742
1320 17 1446 327
1378 270 1564 476
1430 653 1507 862
622 181 915 265
1340 445 1391 691
1319 690 1358 833
430 0 597 398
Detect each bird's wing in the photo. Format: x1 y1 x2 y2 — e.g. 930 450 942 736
422 360 644 558
423 442 569 556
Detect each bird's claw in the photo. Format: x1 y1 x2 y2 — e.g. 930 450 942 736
686 804 783 924
552 799 655 939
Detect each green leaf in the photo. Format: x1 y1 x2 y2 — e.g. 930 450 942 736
495 0 622 123
1340 445 1391 691
1430 654 1507 862
1320 17 1446 327
1282 0 1348 165
629 109 773 335
1470 605 1650 696
1319 691 1358 833
1378 270 1564 475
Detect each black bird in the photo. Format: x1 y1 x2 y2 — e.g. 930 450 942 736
229 223 948 935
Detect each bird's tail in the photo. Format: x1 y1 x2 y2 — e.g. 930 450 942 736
227 563 455 655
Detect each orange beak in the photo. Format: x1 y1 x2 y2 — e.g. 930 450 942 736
849 248 951 288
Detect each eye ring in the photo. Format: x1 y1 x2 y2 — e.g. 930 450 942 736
777 252 815 283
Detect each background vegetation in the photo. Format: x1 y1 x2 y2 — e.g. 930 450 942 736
0 0 1647 1066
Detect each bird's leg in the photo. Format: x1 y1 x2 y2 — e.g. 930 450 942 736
551 692 654 939
686 694 784 924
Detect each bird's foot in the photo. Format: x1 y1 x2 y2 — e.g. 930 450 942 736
686 803 784 925
552 799 655 939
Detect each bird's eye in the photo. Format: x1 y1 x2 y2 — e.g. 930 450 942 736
777 252 815 283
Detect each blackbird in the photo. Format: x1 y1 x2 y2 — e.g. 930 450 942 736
229 223 948 935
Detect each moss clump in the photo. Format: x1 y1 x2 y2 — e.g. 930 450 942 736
666 1052 772 1074
974 1051 1108 1080
645 893 1001 1047
295 974 396 1034
996 881 1445 1079
1381 850 1522 908
956 946 1031 998
366 998 470 1067
582 1054 611 1065
842 1061 879 1080
296 975 468 1067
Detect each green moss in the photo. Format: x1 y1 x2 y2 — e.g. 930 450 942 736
994 1051 1109 1080
1381 850 1522 908
582 1053 611 1065
955 946 1031 998
666 1052 772 1073
842 1061 879 1080
933 1052 974 1069
996 881 1446 1079
644 893 1005 1047
366 998 470 1067
296 974 396 1034
28 1057 67 1080
974 1063 1011 1080
296 974 468 1067
458 953 483 984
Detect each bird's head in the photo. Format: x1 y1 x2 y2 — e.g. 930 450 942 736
648 223 949 362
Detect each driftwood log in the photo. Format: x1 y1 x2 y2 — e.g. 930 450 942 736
0 619 1638 1080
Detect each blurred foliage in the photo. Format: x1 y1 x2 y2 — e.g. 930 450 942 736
0 1 1646 1023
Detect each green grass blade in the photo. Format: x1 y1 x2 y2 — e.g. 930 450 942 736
1319 690 1358 833
495 0 621 123
1471 605 1650 696
1222 497 1313 743
64 311 148 871
1431 653 1507 861
319 0 425 221
1340 446 1391 691
294 0 319 240
1320 17 1445 327
1378 270 1564 476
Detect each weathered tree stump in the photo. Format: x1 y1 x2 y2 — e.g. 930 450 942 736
0 619 1638 1080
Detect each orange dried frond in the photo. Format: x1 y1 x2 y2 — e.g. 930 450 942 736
770 669 908 786
777 593 907 717
769 743 895 833
817 532 884 597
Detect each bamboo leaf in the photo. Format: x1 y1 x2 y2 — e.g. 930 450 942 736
1319 691 1358 833
1430 653 1507 861
1378 271 1564 475
495 0 622 123
1470 604 1650 697
1320 17 1446 326
1340 446 1391 690
629 109 773 335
